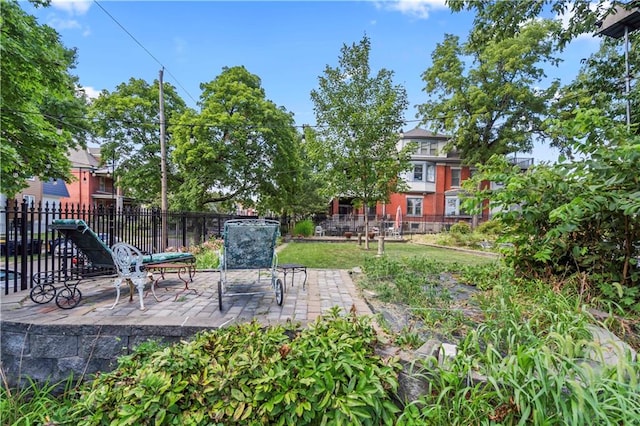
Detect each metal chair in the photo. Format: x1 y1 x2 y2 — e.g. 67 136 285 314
110 242 157 310
218 219 283 311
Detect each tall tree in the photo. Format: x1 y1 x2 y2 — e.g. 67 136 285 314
552 32 640 144
418 19 562 166
1 0 89 198
448 0 612 49
88 78 187 206
171 66 297 212
257 130 328 228
310 36 411 249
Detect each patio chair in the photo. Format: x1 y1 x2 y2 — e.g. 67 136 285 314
315 225 325 237
218 219 284 311
30 219 195 310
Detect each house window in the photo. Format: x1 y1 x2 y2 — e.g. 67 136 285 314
445 196 468 216
451 169 461 187
407 198 422 216
99 177 106 192
413 164 423 181
22 194 35 206
417 141 438 156
413 162 435 182
425 163 435 182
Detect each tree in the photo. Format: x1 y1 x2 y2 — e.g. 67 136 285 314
309 36 411 249
1 0 89 198
448 0 612 49
171 66 298 213
465 109 640 312
418 19 562 166
552 32 640 143
257 130 328 231
88 78 188 207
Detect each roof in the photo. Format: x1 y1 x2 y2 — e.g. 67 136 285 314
402 127 449 139
596 3 640 39
68 148 101 169
42 178 70 197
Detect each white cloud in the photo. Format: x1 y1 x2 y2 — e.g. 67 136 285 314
50 0 92 16
82 86 101 99
46 1 92 36
48 16 81 30
376 0 448 20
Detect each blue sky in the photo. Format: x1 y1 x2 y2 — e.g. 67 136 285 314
25 0 604 163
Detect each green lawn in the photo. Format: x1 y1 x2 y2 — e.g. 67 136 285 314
277 241 496 269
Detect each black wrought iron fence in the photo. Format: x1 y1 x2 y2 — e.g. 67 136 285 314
1 200 269 294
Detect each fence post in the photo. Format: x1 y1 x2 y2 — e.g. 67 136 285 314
19 200 28 290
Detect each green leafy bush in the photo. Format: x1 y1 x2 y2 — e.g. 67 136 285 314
190 239 222 269
464 110 640 308
293 219 315 237
449 221 472 235
63 308 401 425
475 219 503 236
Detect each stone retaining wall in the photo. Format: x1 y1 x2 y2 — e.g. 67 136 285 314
1 320 208 389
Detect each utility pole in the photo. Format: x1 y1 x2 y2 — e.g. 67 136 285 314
159 68 168 251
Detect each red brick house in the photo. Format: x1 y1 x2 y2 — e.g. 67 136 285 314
327 127 490 234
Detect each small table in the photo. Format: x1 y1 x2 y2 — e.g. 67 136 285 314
146 262 197 300
277 263 307 290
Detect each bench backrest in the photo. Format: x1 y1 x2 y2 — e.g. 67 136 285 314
110 242 146 279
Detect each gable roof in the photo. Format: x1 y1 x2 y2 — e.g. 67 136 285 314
403 127 449 139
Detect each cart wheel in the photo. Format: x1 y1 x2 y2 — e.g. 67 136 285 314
218 280 223 311
30 273 56 304
55 287 82 309
30 283 56 304
275 278 284 306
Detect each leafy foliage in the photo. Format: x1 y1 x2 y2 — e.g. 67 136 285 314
449 0 612 49
171 66 299 213
398 281 639 426
88 78 188 207
63 309 401 425
465 109 640 311
418 19 562 165
293 219 314 237
1 0 90 197
309 36 412 248
0 367 75 426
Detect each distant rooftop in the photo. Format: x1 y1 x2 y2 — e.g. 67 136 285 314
402 127 449 139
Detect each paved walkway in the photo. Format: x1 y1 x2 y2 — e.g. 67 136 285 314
0 268 372 328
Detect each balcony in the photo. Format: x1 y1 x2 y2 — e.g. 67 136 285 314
507 157 534 169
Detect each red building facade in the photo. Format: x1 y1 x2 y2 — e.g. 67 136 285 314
328 127 487 233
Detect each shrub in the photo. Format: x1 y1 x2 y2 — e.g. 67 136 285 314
293 219 315 237
63 308 402 425
475 219 502 236
449 221 471 235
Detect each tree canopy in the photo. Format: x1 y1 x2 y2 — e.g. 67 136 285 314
310 36 411 248
418 19 562 165
1 0 89 198
88 77 188 207
171 66 298 213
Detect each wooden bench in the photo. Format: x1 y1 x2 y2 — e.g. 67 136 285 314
146 261 197 300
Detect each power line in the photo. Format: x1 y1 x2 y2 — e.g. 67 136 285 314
92 0 198 105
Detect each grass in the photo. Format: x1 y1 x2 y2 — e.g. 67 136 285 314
277 241 495 269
